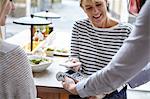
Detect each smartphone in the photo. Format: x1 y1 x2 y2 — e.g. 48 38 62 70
65 70 85 82
56 70 85 82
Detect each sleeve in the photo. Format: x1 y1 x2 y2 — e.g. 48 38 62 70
128 63 150 88
6 46 37 99
125 23 134 36
76 0 150 98
70 21 80 58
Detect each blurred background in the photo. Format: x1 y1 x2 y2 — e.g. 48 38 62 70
4 0 150 98
5 0 136 39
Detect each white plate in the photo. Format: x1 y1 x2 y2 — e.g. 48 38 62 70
60 61 81 68
28 55 52 72
54 51 69 57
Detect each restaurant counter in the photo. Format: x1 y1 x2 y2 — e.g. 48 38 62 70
34 56 71 99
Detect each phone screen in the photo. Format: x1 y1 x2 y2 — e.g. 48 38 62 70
65 70 76 74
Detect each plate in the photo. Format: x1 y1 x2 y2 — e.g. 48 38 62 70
59 60 81 68
28 55 52 72
54 49 70 56
54 51 69 57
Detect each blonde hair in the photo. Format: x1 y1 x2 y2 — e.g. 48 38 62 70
79 0 109 11
79 0 108 7
0 0 7 17
0 0 6 11
0 0 7 39
0 29 2 39
79 0 83 8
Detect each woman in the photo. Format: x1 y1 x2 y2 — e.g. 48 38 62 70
0 0 37 99
62 0 149 98
68 0 133 99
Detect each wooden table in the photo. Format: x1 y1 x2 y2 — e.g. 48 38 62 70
33 56 71 99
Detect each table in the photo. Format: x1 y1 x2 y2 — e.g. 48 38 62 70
33 56 71 99
33 11 61 19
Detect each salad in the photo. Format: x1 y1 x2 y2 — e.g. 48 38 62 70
29 58 50 65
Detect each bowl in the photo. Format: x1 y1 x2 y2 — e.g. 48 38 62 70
28 55 52 72
44 48 54 57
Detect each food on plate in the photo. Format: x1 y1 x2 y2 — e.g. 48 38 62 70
56 49 68 53
44 47 54 57
29 57 51 65
46 48 54 51
28 55 52 72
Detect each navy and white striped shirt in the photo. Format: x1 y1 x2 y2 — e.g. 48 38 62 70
71 19 133 75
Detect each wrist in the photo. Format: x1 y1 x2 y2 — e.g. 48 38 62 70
72 85 78 95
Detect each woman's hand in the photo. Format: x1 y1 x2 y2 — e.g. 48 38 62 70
69 57 81 71
62 76 78 95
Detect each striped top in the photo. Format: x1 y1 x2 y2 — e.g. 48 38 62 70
71 19 133 75
0 41 37 99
